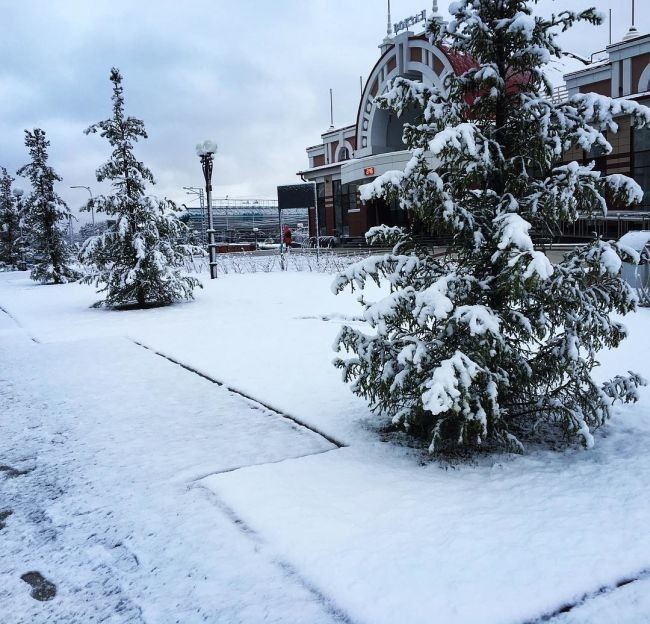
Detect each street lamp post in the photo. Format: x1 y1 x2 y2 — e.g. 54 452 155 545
70 185 95 227
196 140 218 279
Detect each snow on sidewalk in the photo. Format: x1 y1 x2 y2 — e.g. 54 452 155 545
2 271 650 623
549 576 650 623
0 318 341 623
201 414 650 624
0 271 377 445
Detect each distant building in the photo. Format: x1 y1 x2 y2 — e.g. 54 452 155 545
185 198 307 244
297 5 451 240
298 7 650 242
562 28 650 237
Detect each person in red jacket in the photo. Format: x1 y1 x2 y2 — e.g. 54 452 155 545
282 225 292 251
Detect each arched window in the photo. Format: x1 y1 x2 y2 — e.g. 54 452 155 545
337 147 350 162
639 63 650 94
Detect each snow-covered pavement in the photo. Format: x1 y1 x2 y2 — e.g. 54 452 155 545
0 310 341 623
203 431 650 624
0 270 377 445
2 269 650 623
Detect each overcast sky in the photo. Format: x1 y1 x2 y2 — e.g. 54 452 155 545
1 0 646 222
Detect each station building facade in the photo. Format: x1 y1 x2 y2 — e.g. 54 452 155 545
562 29 650 237
298 20 650 242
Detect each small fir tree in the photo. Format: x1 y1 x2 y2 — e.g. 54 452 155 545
79 68 201 308
0 168 22 268
17 130 78 283
333 0 649 454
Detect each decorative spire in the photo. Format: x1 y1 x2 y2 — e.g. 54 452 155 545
623 0 639 41
387 0 393 39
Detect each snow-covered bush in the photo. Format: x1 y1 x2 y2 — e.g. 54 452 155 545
79 68 201 308
188 249 374 275
333 0 649 454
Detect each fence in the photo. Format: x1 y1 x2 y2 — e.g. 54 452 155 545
185 197 308 245
560 213 650 241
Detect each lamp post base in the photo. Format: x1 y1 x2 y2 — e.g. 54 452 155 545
206 229 218 279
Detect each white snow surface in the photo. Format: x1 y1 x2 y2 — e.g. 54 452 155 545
0 311 337 623
1 268 650 623
619 230 650 253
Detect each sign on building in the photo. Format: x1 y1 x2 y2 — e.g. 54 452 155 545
394 10 427 35
277 183 316 210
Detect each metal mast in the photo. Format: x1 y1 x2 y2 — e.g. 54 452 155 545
387 0 392 38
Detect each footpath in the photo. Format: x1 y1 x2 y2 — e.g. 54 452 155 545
0 310 343 623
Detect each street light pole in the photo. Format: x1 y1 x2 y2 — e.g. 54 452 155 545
70 185 94 227
196 140 218 279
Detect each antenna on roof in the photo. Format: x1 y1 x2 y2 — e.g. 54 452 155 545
623 0 639 41
360 75 364 96
329 88 334 130
387 0 393 38
609 8 612 45
431 0 446 28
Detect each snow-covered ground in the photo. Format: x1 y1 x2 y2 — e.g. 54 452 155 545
0 311 340 622
1 268 650 623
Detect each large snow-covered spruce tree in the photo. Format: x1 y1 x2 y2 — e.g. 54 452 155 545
0 168 23 268
333 0 649 454
16 130 78 284
80 68 201 308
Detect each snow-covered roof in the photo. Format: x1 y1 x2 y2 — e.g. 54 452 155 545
321 124 355 138
297 161 343 177
618 230 650 252
563 58 610 79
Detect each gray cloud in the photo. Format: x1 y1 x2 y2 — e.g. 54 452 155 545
1 0 646 222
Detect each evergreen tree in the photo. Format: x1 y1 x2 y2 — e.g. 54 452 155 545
17 129 78 284
78 220 109 242
79 68 201 308
333 0 649 454
0 168 22 268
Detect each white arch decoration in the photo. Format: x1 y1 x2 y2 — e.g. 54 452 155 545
355 37 454 158
336 140 355 162
638 62 650 95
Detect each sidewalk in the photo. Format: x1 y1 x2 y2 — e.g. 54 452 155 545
0 314 340 623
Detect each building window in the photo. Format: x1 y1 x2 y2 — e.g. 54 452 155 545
342 183 358 213
585 132 607 176
317 182 327 234
633 127 650 209
388 196 409 228
337 147 350 162
333 180 349 236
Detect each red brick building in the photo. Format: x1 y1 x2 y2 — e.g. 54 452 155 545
298 15 650 242
562 28 650 237
298 9 450 240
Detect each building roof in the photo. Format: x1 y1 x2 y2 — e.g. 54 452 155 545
321 124 355 138
439 45 478 77
296 161 343 177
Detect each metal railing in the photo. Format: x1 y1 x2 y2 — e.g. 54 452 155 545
551 85 568 104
